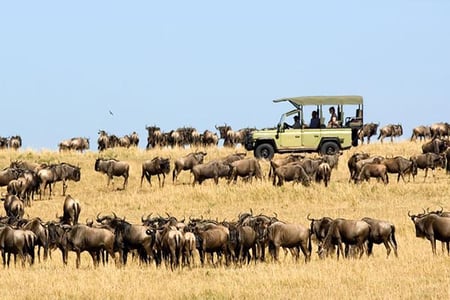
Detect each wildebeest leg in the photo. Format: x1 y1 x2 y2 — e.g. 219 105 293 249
62 179 68 196
76 250 81 268
123 174 128 190
429 236 437 255
89 251 98 268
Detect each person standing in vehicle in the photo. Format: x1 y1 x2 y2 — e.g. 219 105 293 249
327 107 339 128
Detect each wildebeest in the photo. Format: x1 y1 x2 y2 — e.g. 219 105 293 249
410 153 446 182
315 162 331 187
377 124 403 143
319 218 371 259
94 158 130 190
38 163 81 199
70 137 90 152
172 151 207 183
382 156 417 183
193 224 229 266
0 167 21 187
145 126 162 149
307 215 334 253
1 194 25 219
8 135 22 150
59 195 81 225
215 124 234 147
201 130 219 147
191 160 232 185
20 217 49 262
140 157 171 188
347 152 370 182
352 155 385 183
357 163 389 184
422 138 448 154
272 162 310 187
408 211 450 255
156 225 184 270
411 125 431 142
97 213 155 265
97 130 110 151
266 221 311 263
358 123 379 145
0 225 37 267
430 122 450 139
62 224 117 268
129 131 139 147
321 152 341 170
268 154 304 180
228 158 263 184
361 217 398 258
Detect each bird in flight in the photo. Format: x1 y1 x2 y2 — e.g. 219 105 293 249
109 110 114 116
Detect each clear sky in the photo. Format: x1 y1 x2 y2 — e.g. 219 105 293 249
1 1 449 150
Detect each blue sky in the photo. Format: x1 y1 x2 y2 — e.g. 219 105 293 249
1 1 449 150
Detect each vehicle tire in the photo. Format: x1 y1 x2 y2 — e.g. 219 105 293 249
320 141 339 155
255 143 275 160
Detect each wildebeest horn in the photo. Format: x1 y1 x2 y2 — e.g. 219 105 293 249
273 212 278 218
439 206 444 214
141 215 147 223
407 211 414 218
307 213 314 221
96 212 102 222
250 208 253 216
112 212 117 219
166 212 171 218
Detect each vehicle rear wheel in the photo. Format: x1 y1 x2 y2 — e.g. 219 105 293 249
320 141 339 155
255 143 275 160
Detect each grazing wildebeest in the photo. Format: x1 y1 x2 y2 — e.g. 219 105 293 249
1 194 25 219
172 151 207 183
382 156 417 183
272 162 310 187
140 157 171 188
347 152 370 182
361 217 398 258
319 218 371 260
377 124 403 143
358 123 379 145
38 163 81 199
220 152 247 164
430 122 450 139
191 160 232 186
357 163 389 184
352 155 385 183
266 221 311 263
268 154 304 180
408 211 450 255
315 162 331 187
0 225 37 267
410 153 446 182
94 158 130 190
62 224 117 268
422 138 448 154
228 158 263 184
411 125 431 142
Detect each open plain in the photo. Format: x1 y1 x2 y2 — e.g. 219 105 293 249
0 141 449 299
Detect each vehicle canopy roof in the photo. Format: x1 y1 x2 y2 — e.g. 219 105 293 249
273 95 363 107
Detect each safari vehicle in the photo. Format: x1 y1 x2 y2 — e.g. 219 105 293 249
244 95 364 159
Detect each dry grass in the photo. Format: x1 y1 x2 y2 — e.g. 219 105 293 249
1 141 450 299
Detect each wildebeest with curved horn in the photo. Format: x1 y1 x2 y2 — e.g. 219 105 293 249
408 210 450 255
357 123 379 145
172 151 207 183
140 157 171 188
94 158 129 190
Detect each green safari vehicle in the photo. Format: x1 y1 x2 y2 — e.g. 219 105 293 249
244 95 364 159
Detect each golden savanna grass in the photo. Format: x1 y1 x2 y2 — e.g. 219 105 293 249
1 141 449 299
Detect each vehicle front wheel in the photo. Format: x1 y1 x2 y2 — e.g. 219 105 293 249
320 141 339 155
255 143 275 160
